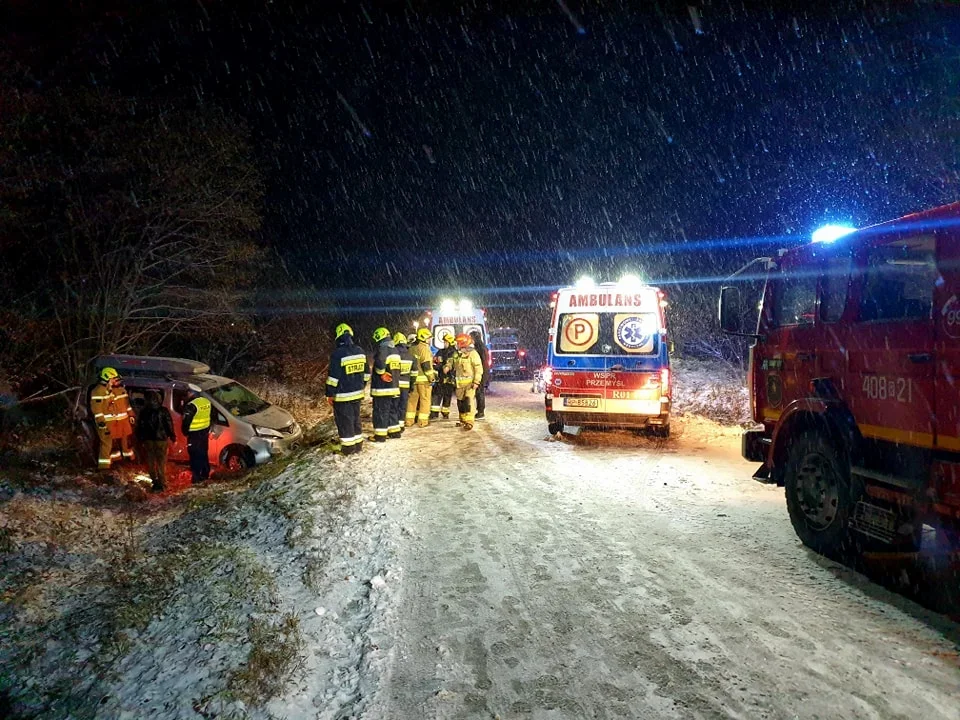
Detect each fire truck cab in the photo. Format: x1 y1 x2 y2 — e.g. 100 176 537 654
719 202 960 555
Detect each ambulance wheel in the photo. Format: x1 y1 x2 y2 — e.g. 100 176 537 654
784 431 855 557
648 424 670 439
548 420 564 435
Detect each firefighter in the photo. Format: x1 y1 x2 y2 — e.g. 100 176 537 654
325 323 367 455
393 332 414 435
470 330 488 419
90 367 136 470
430 331 457 419
406 327 436 428
445 333 483 431
180 388 212 484
369 326 401 441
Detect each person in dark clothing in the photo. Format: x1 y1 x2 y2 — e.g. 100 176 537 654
325 323 367 455
180 389 212 484
470 330 488 419
430 332 457 419
135 391 176 492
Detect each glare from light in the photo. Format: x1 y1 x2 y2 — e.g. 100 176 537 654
618 273 643 287
459 299 473 313
812 224 856 244
440 299 456 313
575 276 595 288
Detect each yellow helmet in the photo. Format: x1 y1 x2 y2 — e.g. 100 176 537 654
393 332 407 345
372 326 390 343
416 327 433 342
100 367 119 383
335 322 353 340
443 332 456 347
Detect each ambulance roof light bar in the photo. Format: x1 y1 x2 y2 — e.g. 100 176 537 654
440 298 456 313
575 276 595 288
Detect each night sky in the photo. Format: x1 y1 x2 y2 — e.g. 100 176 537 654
7 0 960 319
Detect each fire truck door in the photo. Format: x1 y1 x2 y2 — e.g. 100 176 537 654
767 248 820 417
934 229 960 451
846 233 937 449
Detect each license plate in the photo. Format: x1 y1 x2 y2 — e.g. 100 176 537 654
564 397 599 408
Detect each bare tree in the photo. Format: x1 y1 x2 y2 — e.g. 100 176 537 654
1 78 264 389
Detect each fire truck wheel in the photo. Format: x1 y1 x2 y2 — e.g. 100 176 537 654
783 431 855 557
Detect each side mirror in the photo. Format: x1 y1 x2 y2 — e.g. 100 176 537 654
719 286 744 334
668 341 675 355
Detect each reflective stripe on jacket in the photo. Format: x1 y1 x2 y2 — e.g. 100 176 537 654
449 348 483 388
370 340 401 397
326 340 368 402
185 397 212 432
396 344 413 390
411 341 435 383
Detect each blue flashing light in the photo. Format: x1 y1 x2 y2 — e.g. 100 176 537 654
812 224 856 244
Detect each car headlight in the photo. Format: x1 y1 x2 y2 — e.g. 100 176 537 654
253 425 284 439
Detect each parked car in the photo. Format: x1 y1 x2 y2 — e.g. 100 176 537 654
74 355 303 471
530 365 550 394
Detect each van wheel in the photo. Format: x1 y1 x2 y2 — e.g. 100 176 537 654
548 420 564 435
222 447 252 471
784 431 855 557
648 424 670 439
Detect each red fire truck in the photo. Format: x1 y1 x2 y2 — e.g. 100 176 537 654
719 202 960 555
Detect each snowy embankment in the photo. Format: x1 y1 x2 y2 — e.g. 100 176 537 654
0 444 409 719
0 359 752 718
670 357 751 426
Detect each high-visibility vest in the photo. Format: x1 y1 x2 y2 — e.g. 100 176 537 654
187 397 212 431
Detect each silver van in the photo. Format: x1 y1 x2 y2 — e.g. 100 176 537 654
75 355 303 470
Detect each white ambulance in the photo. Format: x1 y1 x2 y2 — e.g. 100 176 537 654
543 278 672 436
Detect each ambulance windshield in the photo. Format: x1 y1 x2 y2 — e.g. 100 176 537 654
556 312 659 355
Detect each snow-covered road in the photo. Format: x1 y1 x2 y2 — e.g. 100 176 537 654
339 382 959 720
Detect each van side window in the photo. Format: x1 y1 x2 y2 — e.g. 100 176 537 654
214 410 229 426
772 270 818 327
172 388 189 414
821 252 852 323
858 235 937 322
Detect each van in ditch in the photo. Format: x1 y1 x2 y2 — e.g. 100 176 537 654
74 355 302 471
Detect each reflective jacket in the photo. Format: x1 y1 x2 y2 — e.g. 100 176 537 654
370 339 401 398
434 345 457 385
395 343 414 390
410 340 436 383
90 382 133 434
325 336 368 403
446 347 484 389
181 397 212 434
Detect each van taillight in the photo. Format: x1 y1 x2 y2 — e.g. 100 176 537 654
660 368 671 395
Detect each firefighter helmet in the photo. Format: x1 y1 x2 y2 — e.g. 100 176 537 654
443 332 456 347
335 322 353 340
455 333 472 350
393 332 407 345
416 327 433 342
100 367 119 383
372 326 391 343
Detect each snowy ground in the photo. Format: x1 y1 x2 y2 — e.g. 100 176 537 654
2 377 958 719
